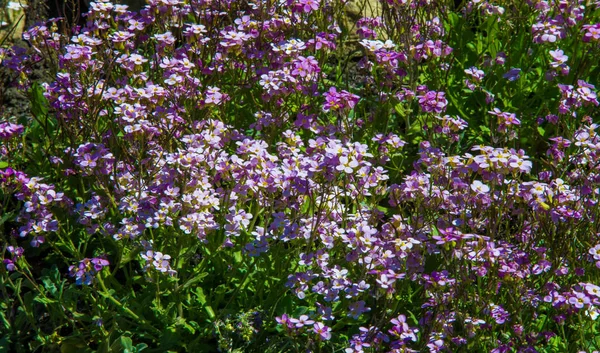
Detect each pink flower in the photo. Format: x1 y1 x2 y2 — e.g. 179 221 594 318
298 0 319 13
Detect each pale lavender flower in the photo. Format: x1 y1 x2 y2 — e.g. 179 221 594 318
290 314 315 328
313 322 332 340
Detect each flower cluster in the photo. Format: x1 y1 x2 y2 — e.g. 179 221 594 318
2 246 24 271
0 121 23 140
69 257 109 285
1 0 600 351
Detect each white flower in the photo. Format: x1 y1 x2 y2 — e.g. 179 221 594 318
586 306 599 320
359 39 384 52
471 180 490 194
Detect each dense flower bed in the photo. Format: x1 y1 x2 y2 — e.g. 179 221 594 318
1 0 600 352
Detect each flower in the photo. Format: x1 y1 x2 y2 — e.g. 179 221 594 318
471 180 490 194
337 155 359 174
290 314 315 328
313 322 332 340
503 68 521 81
298 0 319 13
69 257 109 285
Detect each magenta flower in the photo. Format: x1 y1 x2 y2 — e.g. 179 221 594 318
417 90 447 113
0 122 24 140
298 0 319 13
582 23 600 42
549 49 568 66
275 314 294 330
322 87 360 113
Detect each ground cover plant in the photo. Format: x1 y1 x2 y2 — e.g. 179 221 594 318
1 0 600 351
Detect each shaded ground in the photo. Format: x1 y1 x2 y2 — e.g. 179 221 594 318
1 0 48 122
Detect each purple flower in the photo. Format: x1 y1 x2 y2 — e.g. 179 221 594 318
488 304 510 324
322 87 360 113
503 68 521 81
464 66 485 82
313 322 332 340
588 244 600 260
389 314 418 344
141 250 175 275
569 291 590 309
495 52 507 65
275 314 293 329
549 49 568 67
582 23 600 42
297 0 319 13
348 301 371 319
532 20 565 43
585 283 600 298
3 259 16 271
336 155 359 174
0 122 24 140
69 257 110 285
417 90 448 113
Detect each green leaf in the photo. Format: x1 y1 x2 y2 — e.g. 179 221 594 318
60 337 87 353
234 251 243 264
182 272 208 289
195 287 207 305
34 296 57 305
0 161 8 169
176 318 196 335
448 12 460 28
195 288 215 320
0 211 15 226
159 326 181 350
120 337 134 351
548 335 567 350
293 306 309 316
537 126 546 137
41 266 61 297
0 304 10 330
406 309 419 326
120 247 142 267
30 82 49 118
